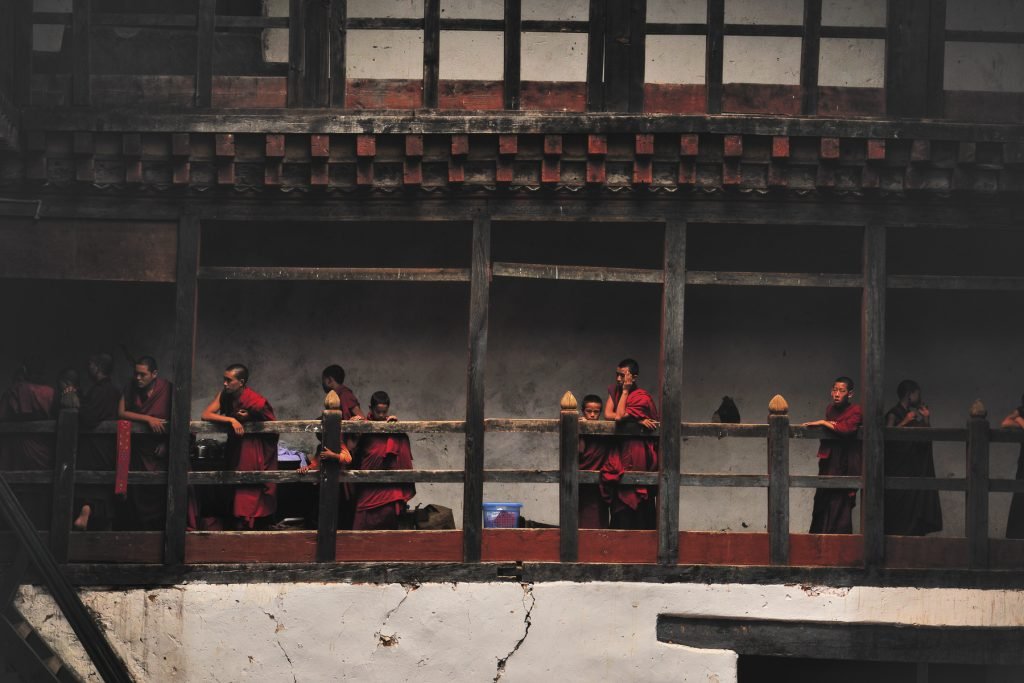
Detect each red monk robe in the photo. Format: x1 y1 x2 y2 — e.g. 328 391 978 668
0 381 56 528
123 377 172 530
223 386 278 528
352 416 415 531
601 384 659 529
578 434 610 529
809 401 863 534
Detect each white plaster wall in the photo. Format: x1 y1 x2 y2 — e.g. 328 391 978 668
17 581 1024 682
520 33 588 82
822 0 886 28
818 38 885 88
723 36 802 84
725 0 804 26
647 0 706 24
646 36 706 85
440 31 504 81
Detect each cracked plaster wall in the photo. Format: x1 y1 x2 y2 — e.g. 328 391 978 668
15 581 1024 682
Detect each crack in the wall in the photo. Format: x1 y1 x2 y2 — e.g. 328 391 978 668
374 583 419 650
493 583 536 682
263 608 297 682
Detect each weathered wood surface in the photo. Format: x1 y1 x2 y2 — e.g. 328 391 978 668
658 219 685 564
463 214 490 562
492 262 663 284
49 409 79 563
199 266 471 282
316 409 341 562
558 404 580 562
861 224 886 567
800 0 822 115
767 411 790 565
966 410 990 569
195 0 215 107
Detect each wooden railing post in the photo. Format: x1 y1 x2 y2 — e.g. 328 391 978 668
767 395 790 566
861 223 886 568
966 400 990 569
49 408 79 563
317 392 342 562
558 391 580 562
658 219 685 565
195 0 215 107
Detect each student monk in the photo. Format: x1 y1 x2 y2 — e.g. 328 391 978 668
75 353 122 530
117 356 172 530
342 391 414 531
884 379 942 536
1001 394 1024 539
601 359 660 530
578 394 610 529
202 364 278 529
804 376 863 534
0 365 56 528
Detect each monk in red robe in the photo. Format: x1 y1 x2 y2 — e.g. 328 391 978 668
117 356 172 530
202 364 278 529
0 365 56 528
804 376 863 534
343 391 414 530
601 359 660 530
75 353 122 531
578 394 610 529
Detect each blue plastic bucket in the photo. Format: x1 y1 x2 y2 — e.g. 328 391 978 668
482 502 522 528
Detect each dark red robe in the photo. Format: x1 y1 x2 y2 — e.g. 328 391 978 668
222 387 278 528
601 385 659 528
809 402 863 534
77 378 122 530
0 381 56 528
352 416 414 530
123 378 173 530
578 433 610 529
884 403 942 536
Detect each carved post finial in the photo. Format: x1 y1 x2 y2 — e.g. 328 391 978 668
324 389 341 411
969 399 988 419
560 391 578 412
768 394 789 416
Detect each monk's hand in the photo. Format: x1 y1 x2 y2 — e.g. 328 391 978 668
298 464 317 474
321 447 353 466
640 418 659 430
622 369 635 391
918 406 930 419
147 417 167 433
350 414 365 422
386 415 398 422
228 418 245 436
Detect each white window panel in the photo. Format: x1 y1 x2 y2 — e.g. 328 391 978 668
348 0 424 19
821 0 886 28
725 0 803 25
723 36 801 84
440 31 504 80
522 0 588 22
646 0 706 24
521 33 588 81
945 43 1024 92
441 0 503 20
946 0 1024 32
646 35 706 84
818 39 885 88
347 30 425 79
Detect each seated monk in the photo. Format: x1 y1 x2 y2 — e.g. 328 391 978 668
117 356 172 530
0 365 57 529
601 359 660 530
578 394 610 529
336 391 414 531
202 364 278 530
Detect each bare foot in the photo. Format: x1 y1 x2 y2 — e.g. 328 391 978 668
72 504 91 531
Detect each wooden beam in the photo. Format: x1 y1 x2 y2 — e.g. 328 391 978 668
195 0 215 107
287 0 304 107
800 0 822 115
330 0 347 108
861 224 886 568
463 213 490 562
302 0 331 107
966 402 990 569
492 262 663 284
585 0 605 111
504 0 522 110
558 394 580 562
422 0 440 107
886 0 931 117
657 220 684 565
705 0 725 114
49 409 79 564
628 0 647 113
72 0 91 106
767 396 790 565
198 266 471 282
164 213 200 567
604 0 631 111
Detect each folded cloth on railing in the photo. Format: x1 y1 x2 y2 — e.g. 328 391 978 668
115 419 131 495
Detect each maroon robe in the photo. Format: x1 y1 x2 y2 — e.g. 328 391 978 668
0 381 56 528
601 385 659 527
809 401 863 534
123 378 172 530
352 416 414 530
223 387 278 528
579 433 610 529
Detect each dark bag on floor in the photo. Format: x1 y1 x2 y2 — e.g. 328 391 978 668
409 504 456 530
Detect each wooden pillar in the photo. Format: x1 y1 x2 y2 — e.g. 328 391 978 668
287 0 304 107
800 0 822 115
926 0 946 118
423 0 440 108
861 224 886 568
330 0 347 108
195 0 215 107
504 0 522 110
705 0 725 114
604 0 647 111
558 391 580 562
462 214 491 562
767 395 791 565
317 393 342 562
164 213 200 567
966 400 990 569
585 0 605 111
887 0 940 118
49 409 79 563
72 0 91 106
657 219 685 565
302 0 331 107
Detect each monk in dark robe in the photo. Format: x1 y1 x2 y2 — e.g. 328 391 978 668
884 379 942 536
202 364 278 529
342 391 414 531
805 376 863 534
0 365 56 528
75 353 122 531
117 356 172 530
578 394 610 529
1001 394 1024 539
601 359 660 530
